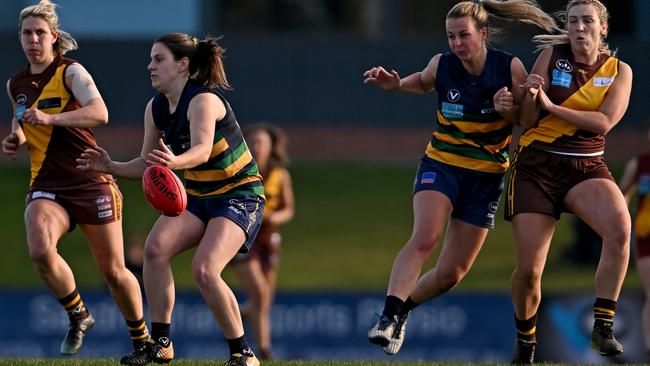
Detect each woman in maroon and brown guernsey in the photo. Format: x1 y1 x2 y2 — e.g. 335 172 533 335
233 123 294 360
1 0 148 355
619 129 650 361
506 0 633 362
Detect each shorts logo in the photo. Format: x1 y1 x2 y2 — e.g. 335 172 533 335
98 210 113 218
420 172 436 184
556 59 573 73
95 195 112 205
228 205 244 216
488 201 499 213
31 191 56 200
229 199 245 210
447 89 461 102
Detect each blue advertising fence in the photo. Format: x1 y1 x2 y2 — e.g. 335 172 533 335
0 290 645 362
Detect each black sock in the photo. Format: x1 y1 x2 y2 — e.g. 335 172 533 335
594 297 616 327
515 313 537 343
399 296 419 316
151 322 171 346
58 289 89 320
126 318 149 349
382 295 404 318
227 335 250 355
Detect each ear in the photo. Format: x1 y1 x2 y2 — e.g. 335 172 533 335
178 56 190 73
601 21 608 37
51 30 58 45
481 26 488 41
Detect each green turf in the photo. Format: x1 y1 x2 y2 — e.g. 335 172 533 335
0 162 642 291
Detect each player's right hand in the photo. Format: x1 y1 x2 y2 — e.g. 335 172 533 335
363 66 400 91
76 146 112 173
2 133 19 160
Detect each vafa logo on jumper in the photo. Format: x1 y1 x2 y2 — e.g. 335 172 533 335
556 59 573 73
447 89 461 102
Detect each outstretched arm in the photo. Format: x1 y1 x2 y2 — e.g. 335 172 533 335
77 99 159 179
362 54 441 94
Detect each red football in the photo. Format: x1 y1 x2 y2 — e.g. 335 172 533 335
142 165 187 217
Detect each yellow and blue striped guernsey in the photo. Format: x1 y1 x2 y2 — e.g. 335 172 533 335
426 48 515 174
151 80 263 199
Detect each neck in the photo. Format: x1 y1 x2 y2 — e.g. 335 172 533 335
572 46 600 66
164 77 189 111
29 54 55 74
462 46 488 76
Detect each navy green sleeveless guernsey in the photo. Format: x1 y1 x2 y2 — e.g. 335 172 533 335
426 48 514 173
151 80 263 198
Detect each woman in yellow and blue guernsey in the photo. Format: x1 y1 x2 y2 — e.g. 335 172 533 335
2 0 148 356
363 0 558 357
77 33 264 366
507 0 633 363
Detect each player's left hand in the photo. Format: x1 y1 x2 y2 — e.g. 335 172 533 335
21 108 53 125
147 138 179 169
536 88 555 111
493 86 514 113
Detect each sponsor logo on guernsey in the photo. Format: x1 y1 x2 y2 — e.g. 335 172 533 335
556 59 573 73
551 69 572 88
420 172 436 184
441 102 463 119
447 89 461 102
15 94 27 120
32 191 55 200
593 76 614 87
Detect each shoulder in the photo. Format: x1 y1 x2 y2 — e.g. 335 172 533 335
617 60 632 76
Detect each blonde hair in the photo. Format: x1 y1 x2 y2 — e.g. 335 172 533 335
447 0 560 41
19 0 78 56
155 33 231 90
533 0 612 55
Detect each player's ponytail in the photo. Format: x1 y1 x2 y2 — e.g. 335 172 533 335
155 33 232 90
192 37 232 90
19 0 78 55
448 0 561 42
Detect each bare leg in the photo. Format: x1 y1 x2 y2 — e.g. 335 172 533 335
510 213 555 319
386 191 453 299
192 217 247 339
24 200 75 297
410 218 488 303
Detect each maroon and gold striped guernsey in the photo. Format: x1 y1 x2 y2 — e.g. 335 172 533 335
518 44 619 154
10 56 113 188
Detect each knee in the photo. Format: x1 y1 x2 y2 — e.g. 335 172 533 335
143 240 170 266
513 266 543 288
601 215 631 254
406 234 440 257
191 260 222 289
436 268 467 293
99 265 124 288
28 244 53 266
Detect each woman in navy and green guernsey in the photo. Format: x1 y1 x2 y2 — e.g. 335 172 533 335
363 0 559 357
77 33 264 366
2 0 148 356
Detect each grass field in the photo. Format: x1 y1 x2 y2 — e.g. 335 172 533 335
0 161 642 292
